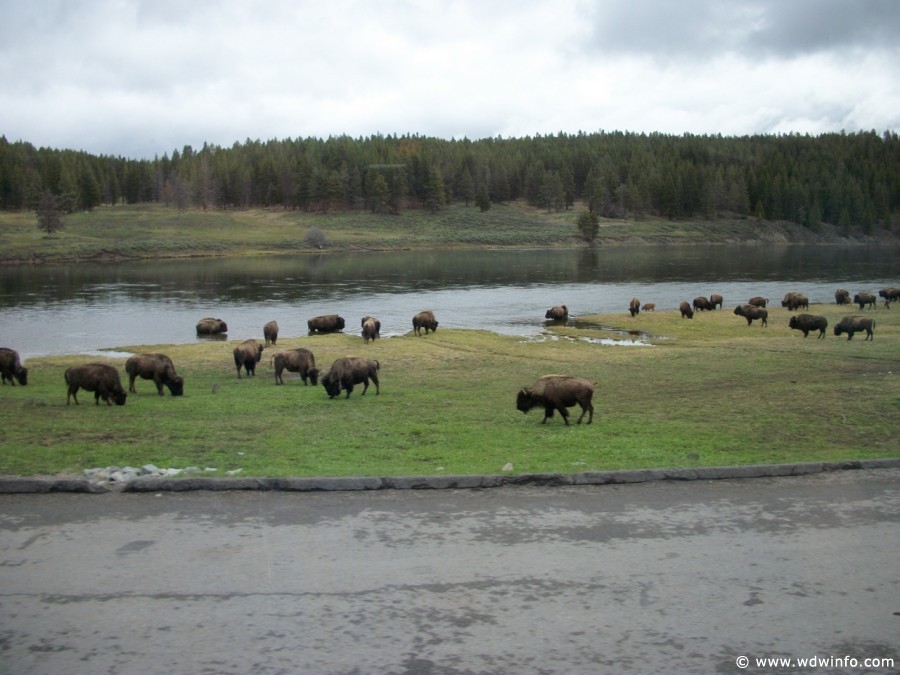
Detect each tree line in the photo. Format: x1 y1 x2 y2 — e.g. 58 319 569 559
1 129 898 233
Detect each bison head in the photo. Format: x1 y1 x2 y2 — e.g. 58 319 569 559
112 391 128 406
516 388 535 414
789 316 798 329
14 366 28 386
321 371 341 398
166 376 185 396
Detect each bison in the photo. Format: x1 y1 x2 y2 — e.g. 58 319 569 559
545 305 568 321
679 301 694 319
272 348 318 385
233 339 264 378
307 314 345 335
361 316 381 343
412 310 438 336
641 303 656 312
878 287 900 309
734 304 768 327
321 356 380 399
263 320 279 347
516 375 595 425
835 288 851 305
0 348 28 386
781 292 809 311
834 316 875 341
693 296 712 312
747 296 768 308
788 314 828 339
196 317 228 335
853 292 877 310
125 353 184 395
709 293 724 310
65 363 127 406
628 298 640 317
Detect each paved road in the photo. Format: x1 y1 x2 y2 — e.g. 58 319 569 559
1 469 898 674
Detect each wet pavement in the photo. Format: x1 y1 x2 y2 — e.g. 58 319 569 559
1 469 898 674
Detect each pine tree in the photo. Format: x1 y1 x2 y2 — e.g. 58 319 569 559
577 210 599 242
36 189 62 234
423 163 446 213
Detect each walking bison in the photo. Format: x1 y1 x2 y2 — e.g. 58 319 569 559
272 348 318 385
233 339 264 378
788 314 828 339
516 375 595 425
545 305 568 321
412 310 439 336
879 287 900 308
628 298 640 317
308 314 345 335
834 317 875 341
196 317 228 335
125 353 184 395
781 292 809 311
361 316 381 343
853 292 877 310
321 356 380 399
65 363 127 406
263 320 279 347
0 348 28 386
734 304 768 327
679 301 694 319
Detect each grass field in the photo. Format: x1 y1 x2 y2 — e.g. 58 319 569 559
1 303 897 478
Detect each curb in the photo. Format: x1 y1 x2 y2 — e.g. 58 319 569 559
1 458 898 494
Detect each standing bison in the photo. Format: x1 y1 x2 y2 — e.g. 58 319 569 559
321 356 380 399
196 317 228 335
709 293 724 310
0 348 28 386
878 287 900 308
272 348 318 385
734 304 768 327
781 292 809 311
65 363 127 406
125 353 184 395
233 339 264 378
693 296 712 312
679 301 694 319
747 296 768 308
853 292 877 310
641 303 656 312
308 314 345 335
835 288 851 305
545 305 568 321
516 375 595 425
834 317 875 341
788 314 828 339
628 298 640 317
412 310 438 336
361 316 381 343
263 320 279 347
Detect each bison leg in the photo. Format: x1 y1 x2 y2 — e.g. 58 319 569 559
67 386 79 405
541 406 555 424
128 374 138 393
866 329 874 341
577 401 594 424
371 373 380 395
154 377 165 396
557 406 571 425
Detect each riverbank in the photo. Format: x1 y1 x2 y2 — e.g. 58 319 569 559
2 201 897 264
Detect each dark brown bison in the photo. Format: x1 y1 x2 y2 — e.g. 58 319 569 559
263 320 279 347
834 316 875 341
853 292 877 310
125 353 184 395
516 375 595 425
545 305 568 321
734 304 768 327
835 288 851 305
233 339 264 378
0 348 28 386
788 314 828 339
781 292 809 311
361 316 381 343
628 298 640 317
878 287 900 308
641 303 656 312
412 310 438 336
308 314 345 335
693 296 712 312
748 296 768 308
65 363 127 406
196 317 228 335
709 293 724 310
679 301 694 319
272 348 318 385
321 356 380 399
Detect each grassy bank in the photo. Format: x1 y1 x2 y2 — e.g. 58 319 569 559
3 202 894 264
2 304 897 478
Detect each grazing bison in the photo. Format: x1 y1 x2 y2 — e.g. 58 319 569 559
748 296 768 308
693 296 712 312
125 353 184 395
263 320 279 347
361 316 381 343
734 304 768 327
835 288 851 305
641 303 656 312
196 317 228 335
0 348 28 386
308 314 345 335
233 339 264 378
545 305 568 321
788 314 828 339
272 348 318 385
781 292 809 311
853 292 877 310
709 293 724 310
628 298 640 317
516 375 595 426
65 363 127 406
878 287 900 308
412 310 439 336
834 316 875 341
679 301 694 319
321 356 380 399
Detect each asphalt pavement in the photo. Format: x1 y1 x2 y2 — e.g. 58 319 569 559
1 467 898 674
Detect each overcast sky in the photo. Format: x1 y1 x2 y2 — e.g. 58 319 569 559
2 0 898 159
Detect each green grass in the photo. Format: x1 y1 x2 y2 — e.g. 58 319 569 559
2 304 897 478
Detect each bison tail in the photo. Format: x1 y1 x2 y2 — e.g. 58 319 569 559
373 359 380 371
